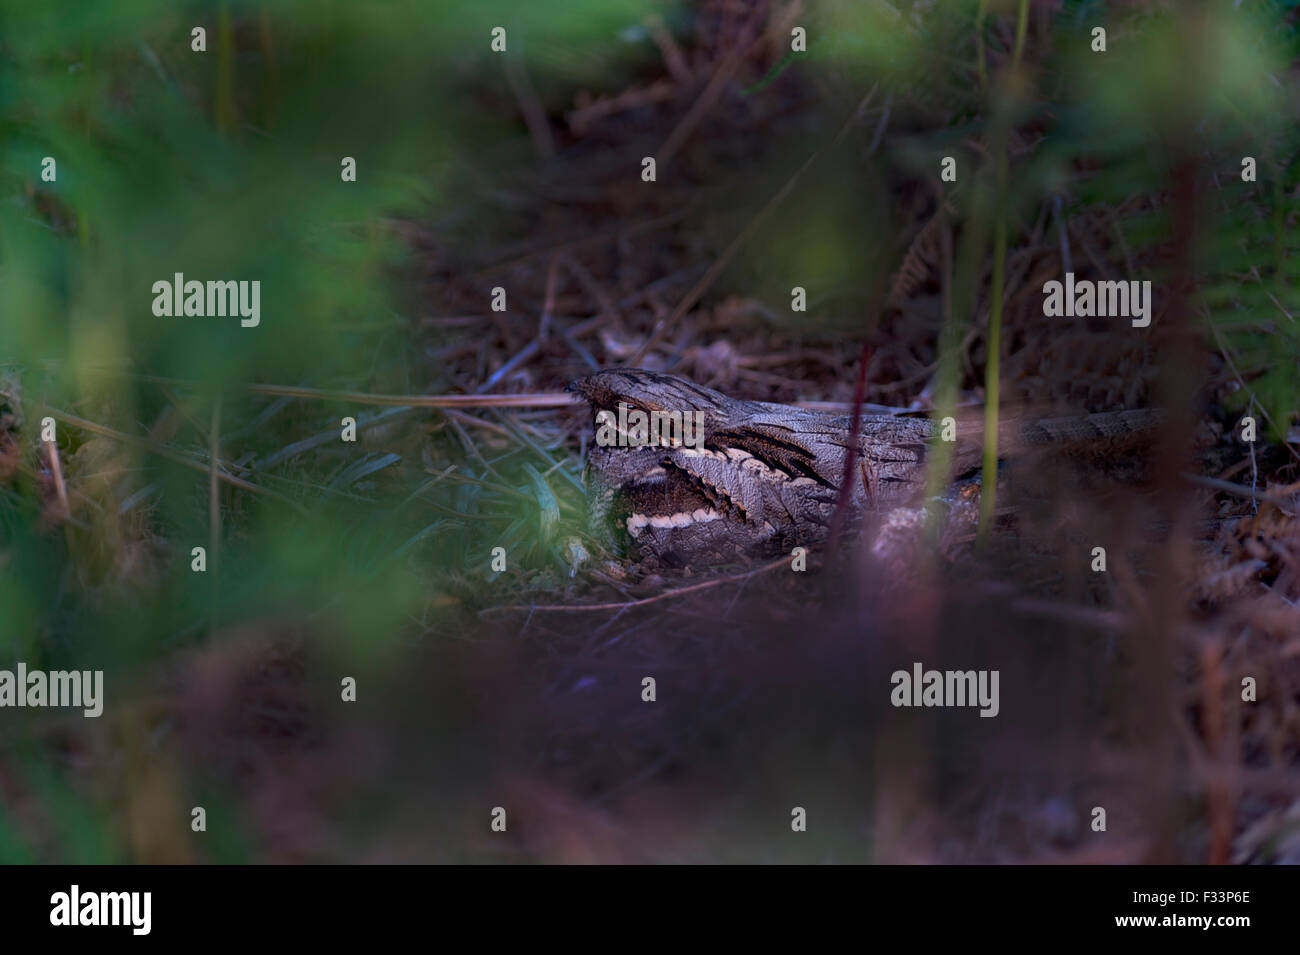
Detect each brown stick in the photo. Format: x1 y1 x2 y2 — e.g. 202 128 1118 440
44 436 71 522
483 555 791 614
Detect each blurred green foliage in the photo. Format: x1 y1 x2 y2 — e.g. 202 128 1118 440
0 0 1298 862
732 0 1299 434
0 0 665 861
0 0 664 640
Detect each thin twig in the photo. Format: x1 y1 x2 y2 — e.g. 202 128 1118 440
43 435 70 522
1180 472 1297 512
655 8 765 170
646 13 692 83
483 555 791 614
82 370 584 409
78 369 918 414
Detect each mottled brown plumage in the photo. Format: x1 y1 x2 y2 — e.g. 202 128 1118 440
568 369 1159 567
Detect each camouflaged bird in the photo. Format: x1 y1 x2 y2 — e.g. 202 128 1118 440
567 368 1159 568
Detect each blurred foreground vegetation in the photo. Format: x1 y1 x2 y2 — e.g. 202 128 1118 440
0 0 1297 862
